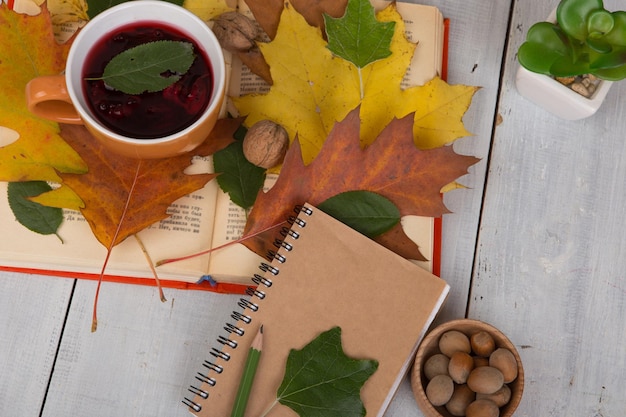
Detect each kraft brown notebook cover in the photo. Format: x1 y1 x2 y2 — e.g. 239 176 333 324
184 203 449 417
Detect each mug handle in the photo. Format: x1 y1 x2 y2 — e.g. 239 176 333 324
25 75 83 124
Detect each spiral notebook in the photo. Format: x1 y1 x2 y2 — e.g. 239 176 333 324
183 203 449 417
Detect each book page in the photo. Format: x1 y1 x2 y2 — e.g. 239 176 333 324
206 174 278 279
371 1 444 86
372 1 443 272
0 177 220 283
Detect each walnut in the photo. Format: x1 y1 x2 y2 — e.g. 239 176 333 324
212 12 259 53
243 120 289 169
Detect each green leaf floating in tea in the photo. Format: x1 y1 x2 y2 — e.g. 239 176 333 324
275 326 379 417
95 40 195 94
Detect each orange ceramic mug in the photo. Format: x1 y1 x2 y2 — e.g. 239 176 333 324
25 1 226 159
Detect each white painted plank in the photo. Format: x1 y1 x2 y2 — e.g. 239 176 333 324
401 0 513 323
41 280 240 417
390 0 516 414
471 0 626 415
0 273 74 417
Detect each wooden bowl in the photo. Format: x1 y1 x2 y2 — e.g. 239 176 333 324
411 319 524 417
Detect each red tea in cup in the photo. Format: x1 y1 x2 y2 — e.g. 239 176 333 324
82 22 214 139
26 1 226 159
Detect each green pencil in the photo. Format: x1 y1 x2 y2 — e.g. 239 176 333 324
230 324 264 417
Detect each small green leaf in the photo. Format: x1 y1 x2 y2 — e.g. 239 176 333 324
587 10 614 38
7 181 63 238
213 141 266 210
277 327 378 417
324 0 395 68
96 40 195 94
318 191 400 237
556 0 604 40
603 11 626 47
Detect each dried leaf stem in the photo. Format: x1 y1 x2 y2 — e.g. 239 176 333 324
92 160 143 332
134 233 167 302
156 220 288 267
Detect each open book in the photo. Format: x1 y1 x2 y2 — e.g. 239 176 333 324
0 1 445 291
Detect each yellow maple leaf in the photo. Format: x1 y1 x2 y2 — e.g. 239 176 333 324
233 3 357 164
233 2 478 164
0 5 87 182
363 6 477 149
30 183 84 211
183 0 234 21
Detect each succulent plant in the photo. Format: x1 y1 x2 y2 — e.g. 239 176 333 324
518 0 626 81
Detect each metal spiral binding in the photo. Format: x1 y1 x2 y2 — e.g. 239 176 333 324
210 347 230 361
182 205 314 412
251 273 273 287
224 322 244 336
231 311 251 324
217 335 237 349
188 385 209 399
246 287 266 300
195 372 216 386
238 298 259 312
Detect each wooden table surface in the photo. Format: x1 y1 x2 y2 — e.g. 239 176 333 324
2 1 626 416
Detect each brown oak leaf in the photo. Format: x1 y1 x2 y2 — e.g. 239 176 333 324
246 0 347 39
242 107 479 259
57 118 242 248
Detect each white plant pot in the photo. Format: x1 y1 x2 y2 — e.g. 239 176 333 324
514 8 614 120
515 66 613 120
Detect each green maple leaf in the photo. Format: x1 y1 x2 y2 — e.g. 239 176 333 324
276 327 379 417
324 0 395 68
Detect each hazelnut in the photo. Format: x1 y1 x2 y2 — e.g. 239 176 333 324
423 353 450 380
446 384 476 416
242 120 289 168
470 330 496 357
439 330 471 357
477 384 511 407
448 351 474 384
425 374 454 406
467 366 504 395
489 348 518 383
212 12 258 52
466 399 500 417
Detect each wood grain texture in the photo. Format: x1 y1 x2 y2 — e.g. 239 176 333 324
0 273 74 417
40 280 240 417
471 0 626 415
410 0 514 323
386 0 515 413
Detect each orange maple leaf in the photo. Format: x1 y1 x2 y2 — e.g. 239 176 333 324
56 119 241 248
243 107 479 259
